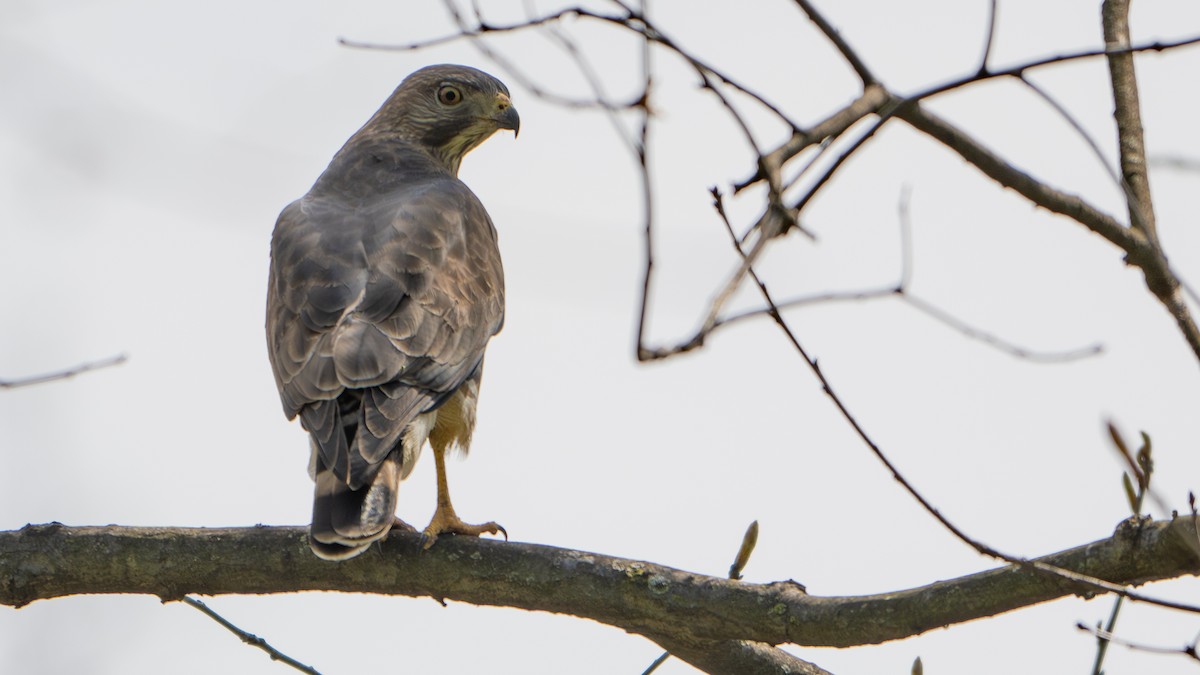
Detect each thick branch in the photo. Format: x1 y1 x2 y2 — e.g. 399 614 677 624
2 518 1198 648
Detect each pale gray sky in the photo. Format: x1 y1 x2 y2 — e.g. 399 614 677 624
3 1 1200 673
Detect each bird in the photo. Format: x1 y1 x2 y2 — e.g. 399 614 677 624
265 64 518 560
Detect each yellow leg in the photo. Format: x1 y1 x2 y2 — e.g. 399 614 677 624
420 445 506 549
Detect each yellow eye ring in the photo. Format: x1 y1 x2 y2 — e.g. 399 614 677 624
438 85 463 106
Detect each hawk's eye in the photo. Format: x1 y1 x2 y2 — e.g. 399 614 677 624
437 85 463 106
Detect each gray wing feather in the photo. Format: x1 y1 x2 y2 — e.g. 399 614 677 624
266 176 504 490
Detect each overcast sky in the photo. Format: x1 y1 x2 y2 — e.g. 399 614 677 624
4 1 1200 673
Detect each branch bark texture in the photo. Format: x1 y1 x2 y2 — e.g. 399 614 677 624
2 518 1198 649
1103 0 1157 241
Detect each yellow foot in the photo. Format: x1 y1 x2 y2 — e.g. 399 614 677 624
420 506 507 550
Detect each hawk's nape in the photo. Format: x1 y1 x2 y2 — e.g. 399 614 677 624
266 64 518 560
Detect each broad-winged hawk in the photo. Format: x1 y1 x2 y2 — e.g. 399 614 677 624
266 64 518 560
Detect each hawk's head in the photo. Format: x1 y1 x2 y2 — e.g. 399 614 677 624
363 64 520 175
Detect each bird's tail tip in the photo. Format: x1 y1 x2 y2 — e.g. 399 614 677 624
308 451 403 560
308 530 375 560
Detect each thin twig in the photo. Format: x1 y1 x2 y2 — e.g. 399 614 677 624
339 4 588 52
1151 154 1200 172
736 84 889 194
640 652 670 675
715 286 897 325
898 184 914 289
1105 423 1171 526
1091 600 1127 674
632 0 657 363
775 136 836 209
0 353 128 389
692 186 802 358
1018 77 1124 190
910 35 1200 105
977 0 999 75
786 98 898 215
351 1 803 131
617 4 804 132
712 188 1103 363
180 596 322 675
538 10 642 154
712 289 1103 363
902 294 1105 363
441 1 635 111
792 0 877 85
1017 75 1150 235
1079 623 1200 662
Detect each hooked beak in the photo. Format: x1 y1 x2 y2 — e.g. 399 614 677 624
492 91 520 138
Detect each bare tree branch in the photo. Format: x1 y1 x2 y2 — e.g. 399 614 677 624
2 518 1199 649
